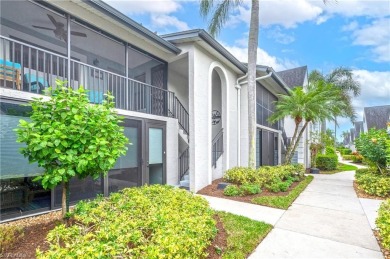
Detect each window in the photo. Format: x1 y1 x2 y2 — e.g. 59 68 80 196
256 83 279 129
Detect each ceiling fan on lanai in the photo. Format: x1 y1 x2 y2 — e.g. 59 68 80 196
32 14 87 42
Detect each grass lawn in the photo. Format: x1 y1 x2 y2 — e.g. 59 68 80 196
252 175 314 209
218 211 272 258
320 163 359 174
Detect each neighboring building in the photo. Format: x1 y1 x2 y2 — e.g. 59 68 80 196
277 66 311 168
0 0 299 221
363 105 390 132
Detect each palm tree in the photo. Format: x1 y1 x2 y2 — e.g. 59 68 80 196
269 81 347 164
309 67 361 141
200 0 259 168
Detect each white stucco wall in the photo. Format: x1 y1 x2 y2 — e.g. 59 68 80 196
174 43 241 192
168 63 189 112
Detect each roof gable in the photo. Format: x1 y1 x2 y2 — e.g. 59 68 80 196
276 66 307 89
363 105 390 130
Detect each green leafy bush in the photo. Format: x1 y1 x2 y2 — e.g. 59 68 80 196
355 128 389 173
340 148 352 155
342 155 355 160
325 146 336 155
376 199 390 249
0 225 23 253
15 81 128 218
37 185 216 258
224 185 244 196
316 155 338 170
355 169 390 197
223 167 256 185
240 184 261 195
223 164 304 194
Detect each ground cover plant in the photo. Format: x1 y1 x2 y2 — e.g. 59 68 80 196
355 169 390 198
199 164 311 209
252 176 313 209
376 199 390 251
320 163 358 174
0 225 24 253
217 212 272 258
37 185 216 258
15 80 128 219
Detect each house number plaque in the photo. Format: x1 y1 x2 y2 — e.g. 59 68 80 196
212 110 221 125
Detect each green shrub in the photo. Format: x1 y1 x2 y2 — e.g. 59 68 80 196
355 170 390 197
224 185 244 196
316 155 338 170
376 199 390 249
224 167 256 185
0 225 23 253
342 155 355 160
37 185 216 258
224 164 304 194
325 146 336 155
341 149 352 155
240 184 261 195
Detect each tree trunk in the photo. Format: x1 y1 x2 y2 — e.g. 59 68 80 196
284 119 300 164
334 117 337 146
247 0 259 168
62 180 69 222
287 121 310 164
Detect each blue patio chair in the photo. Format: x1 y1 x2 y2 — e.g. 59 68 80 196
23 73 49 93
88 90 104 104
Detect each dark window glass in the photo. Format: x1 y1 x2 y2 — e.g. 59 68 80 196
256 83 279 129
0 101 50 221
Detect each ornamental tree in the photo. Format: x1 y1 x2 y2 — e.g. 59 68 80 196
355 128 389 174
16 80 128 219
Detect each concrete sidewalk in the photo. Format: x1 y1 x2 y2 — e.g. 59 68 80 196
249 171 383 258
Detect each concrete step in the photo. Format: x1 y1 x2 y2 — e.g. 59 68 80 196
180 179 189 188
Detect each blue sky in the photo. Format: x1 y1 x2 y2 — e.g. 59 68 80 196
106 0 390 139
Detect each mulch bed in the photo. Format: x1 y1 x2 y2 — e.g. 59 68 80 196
374 230 390 259
197 178 299 204
353 181 386 200
2 211 228 259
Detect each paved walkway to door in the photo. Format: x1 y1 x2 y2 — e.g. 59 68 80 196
249 170 383 258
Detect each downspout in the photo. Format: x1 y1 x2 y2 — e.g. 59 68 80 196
235 74 248 166
235 71 273 166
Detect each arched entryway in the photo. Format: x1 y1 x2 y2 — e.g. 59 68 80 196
209 64 229 181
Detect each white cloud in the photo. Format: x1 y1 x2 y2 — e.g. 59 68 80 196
151 14 190 31
222 43 299 71
317 0 390 19
351 18 390 62
228 0 323 28
267 27 295 44
104 0 181 15
341 21 359 32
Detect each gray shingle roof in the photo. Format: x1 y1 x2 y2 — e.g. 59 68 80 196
364 105 390 130
276 66 307 89
354 121 363 138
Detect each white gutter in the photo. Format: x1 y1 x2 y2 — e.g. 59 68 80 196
235 74 248 166
235 71 272 166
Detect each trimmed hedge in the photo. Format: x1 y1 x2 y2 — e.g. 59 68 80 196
37 185 216 258
376 199 390 249
223 164 304 194
355 169 390 197
340 148 352 155
325 146 336 155
316 155 338 170
342 155 355 161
